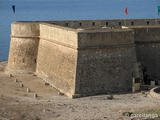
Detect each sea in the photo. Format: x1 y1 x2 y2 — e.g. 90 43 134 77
0 0 160 61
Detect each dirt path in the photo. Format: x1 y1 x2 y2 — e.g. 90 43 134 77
0 61 160 120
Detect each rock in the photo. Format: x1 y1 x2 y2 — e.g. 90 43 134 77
44 82 49 86
33 74 37 77
20 83 24 87
27 88 30 93
122 112 133 117
58 92 64 96
9 74 13 77
15 78 18 82
141 91 145 94
34 93 38 98
107 95 114 100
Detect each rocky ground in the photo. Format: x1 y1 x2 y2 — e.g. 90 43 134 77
0 61 160 120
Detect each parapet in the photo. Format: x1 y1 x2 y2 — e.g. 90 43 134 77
52 19 160 29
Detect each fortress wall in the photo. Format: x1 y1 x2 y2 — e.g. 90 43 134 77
131 27 160 80
74 30 136 95
39 23 78 48
7 22 40 73
36 24 78 97
53 19 160 28
77 29 134 47
6 20 160 98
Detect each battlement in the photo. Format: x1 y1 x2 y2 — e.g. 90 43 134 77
16 18 160 29
7 19 160 98
51 19 160 29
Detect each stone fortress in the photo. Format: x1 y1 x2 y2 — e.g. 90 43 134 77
6 19 160 98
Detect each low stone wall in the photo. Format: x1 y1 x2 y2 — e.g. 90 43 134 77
149 87 160 99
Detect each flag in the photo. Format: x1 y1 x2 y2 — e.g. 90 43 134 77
125 8 128 15
158 6 160 15
12 5 15 14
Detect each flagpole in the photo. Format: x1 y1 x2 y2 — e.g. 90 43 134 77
155 3 157 25
123 8 125 26
156 0 160 25
124 16 126 26
158 5 160 24
124 7 128 26
125 7 126 26
155 4 156 25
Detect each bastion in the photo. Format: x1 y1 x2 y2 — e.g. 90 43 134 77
7 19 160 98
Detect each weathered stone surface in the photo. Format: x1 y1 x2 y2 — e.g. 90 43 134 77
131 27 160 80
36 24 78 97
6 19 160 98
74 30 136 95
75 46 136 95
52 19 158 28
7 22 40 73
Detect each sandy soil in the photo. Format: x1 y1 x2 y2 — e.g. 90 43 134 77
0 61 160 120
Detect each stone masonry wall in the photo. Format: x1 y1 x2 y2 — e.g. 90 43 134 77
74 30 137 96
7 20 160 98
52 19 160 29
36 23 78 97
7 22 39 73
131 27 160 80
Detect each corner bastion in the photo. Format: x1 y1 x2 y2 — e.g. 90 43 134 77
7 19 160 98
7 22 40 73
